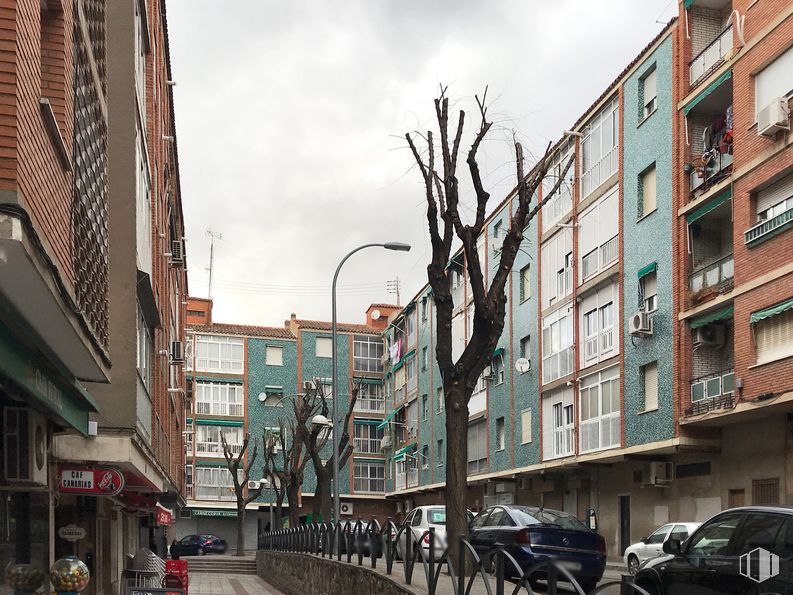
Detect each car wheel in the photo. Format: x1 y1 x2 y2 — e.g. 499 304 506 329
628 554 640 575
197 547 205 556
635 578 660 595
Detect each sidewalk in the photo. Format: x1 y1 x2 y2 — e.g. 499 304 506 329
189 572 283 595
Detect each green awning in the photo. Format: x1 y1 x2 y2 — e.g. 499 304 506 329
353 419 382 426
684 0 694 8
638 262 657 279
191 375 244 385
392 349 416 372
195 419 244 427
194 461 231 467
493 347 505 358
750 298 793 324
393 443 417 461
683 70 732 116
355 378 383 385
354 457 385 463
690 305 734 329
686 188 733 224
264 385 283 392
376 405 403 430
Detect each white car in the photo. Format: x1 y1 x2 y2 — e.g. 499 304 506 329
623 522 700 574
396 506 472 561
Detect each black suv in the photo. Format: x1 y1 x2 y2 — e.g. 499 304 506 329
634 506 793 594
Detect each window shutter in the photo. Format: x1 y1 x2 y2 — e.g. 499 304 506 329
642 166 657 215
757 172 793 215
755 46 793 119
756 309 793 364
643 69 657 103
644 362 659 411
521 408 532 444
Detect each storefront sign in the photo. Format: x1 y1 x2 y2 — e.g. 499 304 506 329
156 505 174 526
57 524 87 542
192 509 237 518
59 468 125 496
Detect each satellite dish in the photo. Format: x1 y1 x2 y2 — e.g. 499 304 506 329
371 309 381 320
515 358 531 374
258 392 267 402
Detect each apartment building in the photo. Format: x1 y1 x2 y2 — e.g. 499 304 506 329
178 299 397 546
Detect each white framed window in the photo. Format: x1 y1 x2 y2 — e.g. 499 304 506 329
519 264 531 303
421 394 428 421
406 310 417 346
754 45 793 122
195 335 244 373
521 408 532 444
133 0 147 122
406 354 417 396
495 417 505 451
265 345 283 366
421 445 429 469
316 336 332 358
579 186 619 281
640 165 657 218
452 312 465 361
354 460 385 493
493 354 505 385
542 141 574 232
579 367 620 454
492 220 504 254
353 423 384 454
640 271 658 313
640 67 657 120
354 382 385 413
184 419 194 453
467 421 487 474
195 425 243 457
136 304 152 391
581 96 619 198
542 308 574 384
421 297 428 321
542 388 574 460
353 335 384 372
406 399 418 439
519 335 531 361
469 372 487 416
195 382 245 417
541 228 573 309
643 362 659 412
754 307 793 365
579 282 618 367
756 173 793 222
195 467 244 501
314 377 333 400
184 336 194 372
135 126 152 275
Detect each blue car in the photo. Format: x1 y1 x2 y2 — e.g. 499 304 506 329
468 505 606 592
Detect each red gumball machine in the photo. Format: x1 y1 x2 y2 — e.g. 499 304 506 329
164 559 188 595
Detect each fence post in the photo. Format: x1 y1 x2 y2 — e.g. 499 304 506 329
427 528 435 595
547 562 558 595
494 545 504 595
456 539 465 595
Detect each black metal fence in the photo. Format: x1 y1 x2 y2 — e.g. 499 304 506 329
258 518 650 595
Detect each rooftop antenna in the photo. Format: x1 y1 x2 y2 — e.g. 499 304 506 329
206 229 223 298
386 277 401 306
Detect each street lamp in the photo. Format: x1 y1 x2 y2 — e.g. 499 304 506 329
331 242 411 523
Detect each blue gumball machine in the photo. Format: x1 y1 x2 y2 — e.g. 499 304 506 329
50 557 90 594
5 562 46 595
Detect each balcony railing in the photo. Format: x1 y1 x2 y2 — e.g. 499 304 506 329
354 438 381 454
395 385 406 402
582 145 618 199
542 347 574 384
582 235 618 280
745 207 793 246
195 402 244 417
690 369 734 404
553 426 574 459
580 412 620 454
196 442 243 457
691 152 733 194
690 26 733 86
689 254 734 293
354 398 385 413
195 485 236 501
395 469 419 491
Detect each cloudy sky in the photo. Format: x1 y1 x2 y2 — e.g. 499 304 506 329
168 0 676 327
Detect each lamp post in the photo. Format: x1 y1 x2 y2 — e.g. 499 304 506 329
331 242 410 523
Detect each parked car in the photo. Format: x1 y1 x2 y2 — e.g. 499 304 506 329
468 505 606 592
623 522 700 574
395 506 474 561
170 534 228 556
634 506 793 594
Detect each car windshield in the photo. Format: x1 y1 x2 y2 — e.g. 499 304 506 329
428 508 446 524
510 507 590 532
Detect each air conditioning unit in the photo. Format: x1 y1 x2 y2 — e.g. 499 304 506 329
380 435 392 449
247 480 261 490
692 324 725 348
482 366 493 380
4 407 47 486
629 311 653 336
170 239 185 266
304 380 317 391
340 502 354 516
758 97 790 137
642 462 674 487
171 341 184 364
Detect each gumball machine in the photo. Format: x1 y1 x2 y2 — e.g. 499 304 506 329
4 562 46 595
50 557 90 594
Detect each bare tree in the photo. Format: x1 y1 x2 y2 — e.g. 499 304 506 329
221 431 264 556
262 425 288 530
405 87 574 555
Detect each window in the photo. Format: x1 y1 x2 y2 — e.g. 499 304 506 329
467 421 487 474
754 306 793 364
184 419 193 452
492 220 504 254
354 382 385 413
353 335 383 372
421 394 428 421
579 281 617 367
755 45 793 121
521 408 532 444
406 399 418 439
496 417 505 451
542 388 574 459
353 423 384 454
262 392 284 407
421 445 429 469
579 187 619 281
579 367 620 453
195 382 244 417
195 334 244 373
542 309 574 384
314 377 334 400
421 346 428 370
436 439 444 466
519 264 531 302
520 335 531 360
406 354 417 396
135 127 152 275
646 525 671 545
265 346 283 366
542 141 575 232
642 362 659 412
133 0 147 120
750 173 793 244
469 371 487 416
640 67 657 120
195 467 242 501
581 96 619 198
686 513 742 557
353 461 385 493
195 425 243 457
137 304 153 390
493 355 505 385
752 478 780 505
639 165 657 218
437 387 444 413
541 229 573 309
669 525 691 543
316 336 333 358
640 271 658 312
406 310 417 346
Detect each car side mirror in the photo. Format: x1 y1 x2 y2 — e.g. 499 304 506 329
663 539 681 555
640 536 647 544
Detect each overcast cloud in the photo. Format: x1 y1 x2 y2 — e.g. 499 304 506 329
168 0 676 327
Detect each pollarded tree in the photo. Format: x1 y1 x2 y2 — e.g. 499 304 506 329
405 88 573 555
220 432 264 556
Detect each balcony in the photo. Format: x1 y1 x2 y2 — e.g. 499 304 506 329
686 369 735 417
195 485 235 501
582 235 618 280
745 206 793 246
690 26 733 87
689 253 734 301
687 196 733 307
354 398 385 413
395 385 406 403
354 437 382 454
196 442 242 457
552 425 574 459
580 412 620 454
582 145 619 199
542 347 574 385
690 152 733 194
395 467 419 491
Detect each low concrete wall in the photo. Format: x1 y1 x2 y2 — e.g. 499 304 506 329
257 551 413 595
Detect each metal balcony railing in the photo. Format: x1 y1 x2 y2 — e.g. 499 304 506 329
689 254 734 293
690 369 734 404
195 485 236 501
354 398 385 413
690 152 733 194
690 26 733 86
582 145 619 199
745 207 793 245
354 438 382 454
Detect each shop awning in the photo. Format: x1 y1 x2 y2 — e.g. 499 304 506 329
195 419 244 427
393 443 417 462
493 347 505 358
683 70 732 116
750 298 793 324
686 188 733 224
638 262 657 279
690 305 734 329
376 405 403 429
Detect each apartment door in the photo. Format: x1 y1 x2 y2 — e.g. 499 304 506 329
563 489 577 516
619 495 631 555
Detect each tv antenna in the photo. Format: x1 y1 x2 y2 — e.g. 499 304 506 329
386 277 401 305
206 229 223 298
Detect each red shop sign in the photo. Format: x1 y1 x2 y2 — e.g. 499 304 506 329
59 467 125 496
156 505 174 526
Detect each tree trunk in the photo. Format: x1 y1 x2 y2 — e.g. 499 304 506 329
316 468 332 523
286 484 301 528
445 383 469 572
274 493 284 530
236 504 246 556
